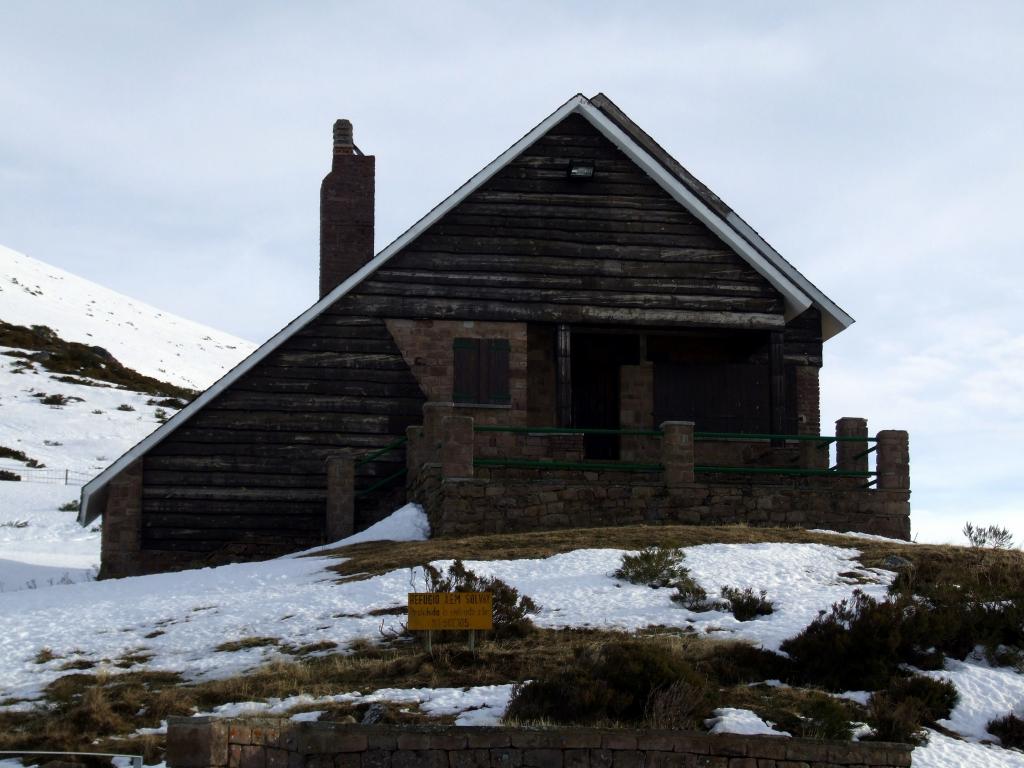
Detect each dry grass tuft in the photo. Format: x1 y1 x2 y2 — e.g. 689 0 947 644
214 637 280 653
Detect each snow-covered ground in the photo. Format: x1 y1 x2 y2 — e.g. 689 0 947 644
0 244 255 391
0 504 1021 766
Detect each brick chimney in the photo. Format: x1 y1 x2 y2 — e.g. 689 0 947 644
320 119 375 299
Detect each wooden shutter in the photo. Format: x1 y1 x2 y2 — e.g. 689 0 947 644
453 337 510 404
453 338 480 403
485 339 510 404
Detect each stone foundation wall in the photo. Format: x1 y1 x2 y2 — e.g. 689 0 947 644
418 464 910 540
166 718 912 768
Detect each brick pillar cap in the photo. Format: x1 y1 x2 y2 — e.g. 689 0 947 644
660 420 695 428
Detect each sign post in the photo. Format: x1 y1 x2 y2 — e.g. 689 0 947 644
408 591 493 653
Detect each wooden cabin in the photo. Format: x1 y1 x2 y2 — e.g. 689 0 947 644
80 94 910 578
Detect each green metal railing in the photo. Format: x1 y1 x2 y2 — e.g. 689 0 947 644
474 458 662 472
474 425 662 436
470 425 879 483
354 436 408 499
694 431 878 444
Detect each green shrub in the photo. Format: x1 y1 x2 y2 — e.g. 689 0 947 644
963 522 1015 549
117 403 136 412
859 676 957 745
670 578 719 612
721 586 774 621
864 693 928 745
0 470 20 482
769 696 856 741
883 675 958 723
147 397 186 409
422 560 539 637
613 546 687 587
505 639 717 727
988 712 1024 749
58 500 80 512
699 643 791 685
780 591 908 691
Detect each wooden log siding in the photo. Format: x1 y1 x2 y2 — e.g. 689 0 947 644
140 315 424 553
338 113 789 332
137 111 822 558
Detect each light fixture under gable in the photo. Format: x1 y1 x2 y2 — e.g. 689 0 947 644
567 159 595 179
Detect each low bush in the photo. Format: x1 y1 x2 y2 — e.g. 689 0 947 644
770 696 856 741
883 675 958 723
505 639 717 727
988 712 1024 749
963 522 1015 550
670 578 720 612
721 586 774 621
58 500 80 512
422 560 539 637
117 403 136 412
147 397 186 409
780 591 907 691
699 643 791 685
33 392 82 407
0 470 20 482
614 546 687 587
865 693 928 745
861 675 956 745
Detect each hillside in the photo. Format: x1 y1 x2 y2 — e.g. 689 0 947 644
0 245 256 578
0 513 1022 768
0 245 255 391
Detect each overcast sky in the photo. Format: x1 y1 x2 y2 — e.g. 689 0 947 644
2 2 1021 544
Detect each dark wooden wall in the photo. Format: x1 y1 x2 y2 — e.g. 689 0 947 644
141 315 424 554
335 114 785 331
137 112 820 557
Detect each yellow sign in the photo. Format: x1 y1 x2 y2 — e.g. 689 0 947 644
407 592 493 631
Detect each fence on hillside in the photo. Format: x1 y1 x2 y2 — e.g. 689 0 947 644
0 466 95 485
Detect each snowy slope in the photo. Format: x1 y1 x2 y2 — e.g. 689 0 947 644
0 244 257 579
0 244 255 391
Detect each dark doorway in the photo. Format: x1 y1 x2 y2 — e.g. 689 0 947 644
571 333 641 459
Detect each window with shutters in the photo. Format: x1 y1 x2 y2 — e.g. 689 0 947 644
453 338 511 405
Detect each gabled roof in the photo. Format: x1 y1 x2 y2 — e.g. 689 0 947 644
79 92 853 526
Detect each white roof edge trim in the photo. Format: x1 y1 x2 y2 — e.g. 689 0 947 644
78 94 589 526
724 213 854 341
573 102 813 320
79 93 827 525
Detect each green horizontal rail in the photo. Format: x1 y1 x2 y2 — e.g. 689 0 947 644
696 465 876 478
355 467 408 498
474 458 663 472
355 436 408 467
474 425 662 437
475 426 878 443
695 431 877 443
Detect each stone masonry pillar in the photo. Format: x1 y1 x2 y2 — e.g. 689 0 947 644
422 402 454 465
165 716 229 768
442 415 475 480
99 459 143 579
876 430 910 492
661 421 695 488
325 454 355 541
835 417 869 475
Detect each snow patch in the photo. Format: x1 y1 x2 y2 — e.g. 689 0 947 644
705 707 790 737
